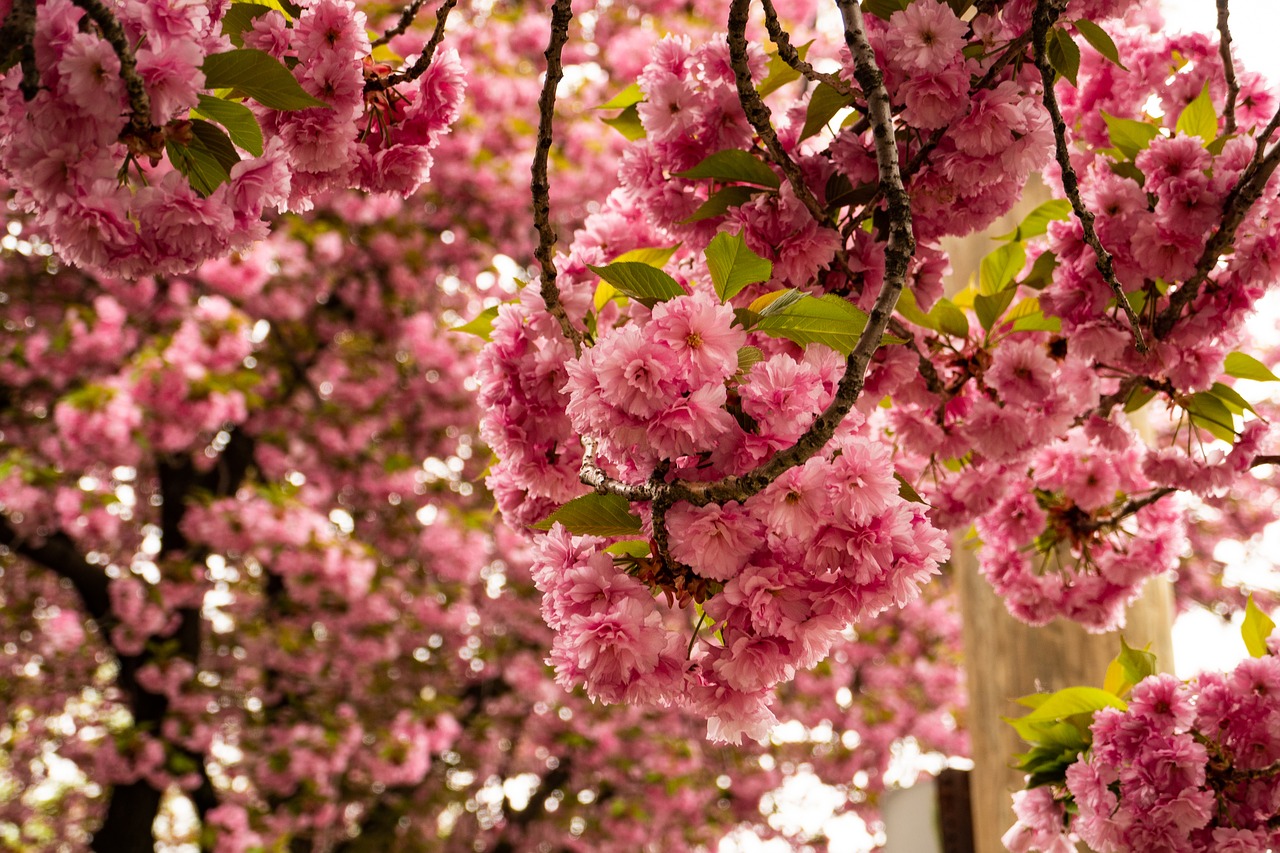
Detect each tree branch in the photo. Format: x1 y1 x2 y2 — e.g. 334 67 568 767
363 0 458 93
1217 0 1238 135
69 0 156 142
759 0 849 95
529 0 583 355
371 0 431 48
1032 0 1147 353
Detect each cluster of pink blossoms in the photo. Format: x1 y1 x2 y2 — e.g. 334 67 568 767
0 0 464 276
1005 645 1280 853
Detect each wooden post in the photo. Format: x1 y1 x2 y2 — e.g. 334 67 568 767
955 544 1175 853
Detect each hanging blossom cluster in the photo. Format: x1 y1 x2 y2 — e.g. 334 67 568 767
0 0 464 276
1005 635 1280 853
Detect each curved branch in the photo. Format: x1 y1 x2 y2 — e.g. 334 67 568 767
1217 0 1238 134
759 0 849 95
69 0 156 141
529 0 583 355
363 0 458 94
371 0 431 48
1032 0 1147 353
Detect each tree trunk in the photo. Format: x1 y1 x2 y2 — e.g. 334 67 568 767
955 544 1175 853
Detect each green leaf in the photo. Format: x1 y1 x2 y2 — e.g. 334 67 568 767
1188 391 1237 443
975 288 1017 332
747 288 805 317
189 119 240 174
737 345 764 373
532 493 644 537
604 539 652 558
201 49 330 111
166 139 232 197
801 82 854 141
675 149 780 189
450 305 501 340
1048 28 1081 87
1224 351 1280 382
705 232 773 302
979 242 1027 295
598 82 644 110
602 104 646 141
1103 637 1157 698
1020 686 1127 724
893 287 934 330
194 94 264 156
1124 384 1158 413
861 0 910 20
757 41 812 98
1073 19 1126 69
1209 382 1258 417
612 245 679 267
824 173 878 212
588 262 685 302
1243 594 1276 658
996 200 1072 242
1176 82 1218 141
1102 112 1160 160
221 3 277 46
895 472 927 504
931 298 969 339
683 185 763 223
755 294 869 354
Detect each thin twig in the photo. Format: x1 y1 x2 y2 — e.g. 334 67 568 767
760 0 850 95
372 0 431 48
1082 487 1176 533
69 0 155 140
364 0 458 93
726 0 829 224
528 0 582 354
1217 0 1238 134
1032 0 1148 353
1154 106 1280 339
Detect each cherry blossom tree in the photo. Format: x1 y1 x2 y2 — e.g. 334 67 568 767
1 0 1279 851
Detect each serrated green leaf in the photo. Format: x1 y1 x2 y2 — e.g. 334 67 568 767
675 149 780 189
1243 594 1276 658
755 294 869 354
189 119 240 174
737 345 764 373
1188 391 1237 442
824 172 878 212
612 245 679 267
598 82 644 110
604 539 652 558
1048 28 1081 87
683 185 763 223
450 305 501 340
801 82 854 141
1073 19 1125 69
588 262 685 302
975 289 1017 332
532 493 644 536
1102 112 1160 160
602 104 646 141
706 232 773 302
221 3 277 46
1022 251 1058 290
201 49 329 111
166 140 231 197
1224 351 1279 382
1176 82 1217 142
996 200 1072 242
894 287 935 330
980 242 1027 295
194 94 264 156
757 41 812 98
